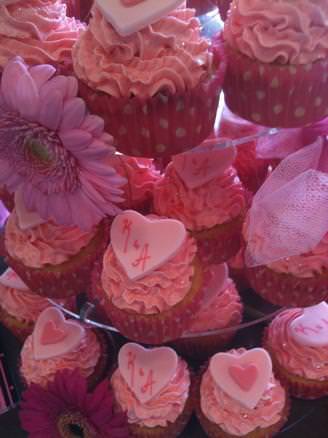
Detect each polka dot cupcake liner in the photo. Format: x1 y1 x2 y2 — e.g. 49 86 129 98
78 38 226 161
3 221 110 299
223 45 328 128
246 265 328 308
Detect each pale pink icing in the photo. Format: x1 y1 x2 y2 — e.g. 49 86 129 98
0 0 85 69
243 219 328 278
224 0 328 65
101 236 197 314
5 210 97 268
20 329 101 387
0 283 69 323
153 164 246 232
107 154 160 209
201 350 286 436
266 308 328 380
73 5 213 98
111 359 190 428
186 280 242 333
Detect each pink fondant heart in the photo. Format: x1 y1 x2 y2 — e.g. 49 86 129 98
96 0 184 36
172 139 236 189
209 348 272 409
228 364 258 392
15 189 45 231
33 307 85 360
118 343 178 403
289 302 328 347
0 268 29 291
111 210 186 280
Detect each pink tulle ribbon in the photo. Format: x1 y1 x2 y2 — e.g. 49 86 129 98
245 138 328 267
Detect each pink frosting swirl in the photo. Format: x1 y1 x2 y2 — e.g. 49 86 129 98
111 359 190 427
266 308 328 380
153 164 246 232
224 0 328 64
101 236 197 314
73 5 213 98
5 210 97 268
187 280 242 333
20 329 101 387
201 351 286 436
107 154 160 209
0 283 69 323
0 0 85 69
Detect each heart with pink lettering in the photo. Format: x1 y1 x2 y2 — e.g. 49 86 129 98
209 348 272 409
111 210 186 280
0 268 29 291
289 302 328 347
96 0 184 36
118 343 178 403
172 139 236 189
15 189 45 231
33 307 85 360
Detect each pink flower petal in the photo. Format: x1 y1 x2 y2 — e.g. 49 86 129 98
59 129 92 152
68 189 103 230
80 115 104 137
29 64 56 90
47 193 72 226
79 159 115 176
77 140 110 161
39 89 64 131
1 57 28 110
39 75 67 104
65 76 78 99
60 98 86 131
16 72 40 121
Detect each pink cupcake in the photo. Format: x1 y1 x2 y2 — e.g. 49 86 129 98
223 0 328 128
111 342 193 438
153 140 247 264
92 210 206 344
264 303 328 400
172 263 243 360
196 348 289 438
0 0 85 74
20 307 112 389
227 246 250 292
244 140 328 307
74 1 226 160
0 268 74 341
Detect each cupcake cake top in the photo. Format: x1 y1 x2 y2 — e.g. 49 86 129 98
21 307 101 387
111 342 190 427
0 0 85 69
73 1 214 98
201 347 286 436
101 210 197 313
154 139 246 231
265 302 328 380
224 0 328 64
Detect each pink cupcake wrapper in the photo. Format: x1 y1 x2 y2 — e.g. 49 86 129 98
224 45 328 128
78 38 226 160
91 259 206 345
3 222 110 299
246 265 328 307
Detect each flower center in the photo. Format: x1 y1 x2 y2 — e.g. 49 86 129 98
24 137 52 163
57 412 96 438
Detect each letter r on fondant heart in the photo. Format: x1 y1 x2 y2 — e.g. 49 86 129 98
33 307 85 360
209 348 272 409
289 302 328 347
111 210 186 280
118 343 178 403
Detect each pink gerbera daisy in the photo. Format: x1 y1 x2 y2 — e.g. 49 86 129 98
19 369 130 438
0 57 126 230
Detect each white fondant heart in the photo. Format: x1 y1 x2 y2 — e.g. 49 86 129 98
172 139 236 189
289 302 328 347
32 307 85 360
118 343 178 403
15 189 45 231
209 348 272 409
111 210 186 280
0 268 29 291
95 0 184 36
